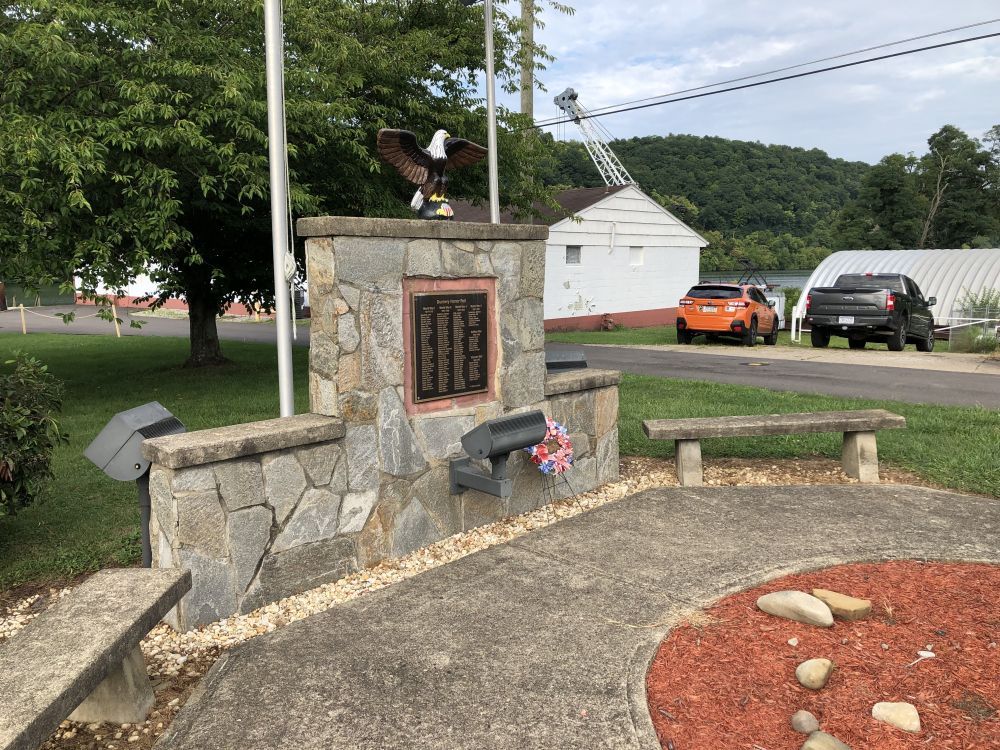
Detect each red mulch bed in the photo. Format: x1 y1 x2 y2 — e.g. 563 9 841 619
646 561 1000 749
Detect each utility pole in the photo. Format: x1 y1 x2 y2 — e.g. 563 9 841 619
520 1 534 119
264 0 295 416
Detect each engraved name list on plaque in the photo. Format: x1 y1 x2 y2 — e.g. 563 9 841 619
410 290 489 403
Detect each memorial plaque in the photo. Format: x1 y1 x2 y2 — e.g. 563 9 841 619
411 290 489 403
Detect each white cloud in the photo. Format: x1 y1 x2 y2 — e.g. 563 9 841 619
515 0 1000 162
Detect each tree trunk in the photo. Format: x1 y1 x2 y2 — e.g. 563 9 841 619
919 152 948 249
185 287 227 367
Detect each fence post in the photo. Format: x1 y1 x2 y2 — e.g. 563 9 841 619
111 303 122 338
19 303 26 335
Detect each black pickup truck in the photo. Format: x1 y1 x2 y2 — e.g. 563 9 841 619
805 273 937 351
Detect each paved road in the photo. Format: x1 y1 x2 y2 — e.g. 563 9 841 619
548 343 1000 409
159 484 998 750
6 307 997 408
0 306 310 346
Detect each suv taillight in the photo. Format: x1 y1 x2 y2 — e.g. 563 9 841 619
733 300 749 308
886 292 896 311
679 298 693 306
806 294 812 310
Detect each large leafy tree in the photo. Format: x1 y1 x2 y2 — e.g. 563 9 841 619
1 0 554 365
833 125 1000 250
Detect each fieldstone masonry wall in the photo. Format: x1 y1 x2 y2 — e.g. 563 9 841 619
145 218 620 630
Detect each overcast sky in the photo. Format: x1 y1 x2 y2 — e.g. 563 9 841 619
502 1 1000 164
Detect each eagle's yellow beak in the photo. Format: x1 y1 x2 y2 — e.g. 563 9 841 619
444 132 451 139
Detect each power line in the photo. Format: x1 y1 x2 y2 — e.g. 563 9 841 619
533 30 1000 129
543 18 1000 124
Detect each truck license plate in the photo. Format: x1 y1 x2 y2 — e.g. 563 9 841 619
838 316 855 324
700 306 717 313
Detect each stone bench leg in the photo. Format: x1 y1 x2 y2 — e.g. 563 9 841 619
68 644 154 724
675 439 703 487
842 431 879 483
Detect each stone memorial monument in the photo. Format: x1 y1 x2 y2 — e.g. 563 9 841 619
143 217 620 630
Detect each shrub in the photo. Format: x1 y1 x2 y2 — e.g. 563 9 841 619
783 286 802 321
0 354 68 516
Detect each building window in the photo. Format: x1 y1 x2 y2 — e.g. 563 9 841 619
565 245 581 265
630 246 644 266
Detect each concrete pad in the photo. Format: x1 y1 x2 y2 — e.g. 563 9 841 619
159 485 998 750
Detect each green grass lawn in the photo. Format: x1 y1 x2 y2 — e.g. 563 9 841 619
1 333 996 592
547 326 950 352
0 334 310 590
619 374 999 498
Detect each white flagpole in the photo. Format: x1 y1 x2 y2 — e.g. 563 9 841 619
484 0 500 224
264 0 295 416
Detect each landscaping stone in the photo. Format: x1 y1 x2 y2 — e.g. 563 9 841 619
391 499 440 557
791 710 820 734
415 415 474 460
241 537 357 613
796 658 835 690
345 424 379 491
757 591 834 627
272 488 342 553
175 548 238 627
501 351 547 408
872 701 921 733
442 241 477 276
378 388 428 476
338 312 359 353
340 490 378 534
811 588 872 620
214 459 265 511
361 292 404 388
333 236 405 287
405 239 442 276
339 390 378 422
802 731 852 750
261 452 307 526
171 466 216 493
226 506 273 593
175 491 227 557
293 443 344 489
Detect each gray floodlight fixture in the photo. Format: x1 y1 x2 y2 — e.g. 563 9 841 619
84 402 186 567
449 410 548 498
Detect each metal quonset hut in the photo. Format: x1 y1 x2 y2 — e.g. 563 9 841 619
794 248 1000 324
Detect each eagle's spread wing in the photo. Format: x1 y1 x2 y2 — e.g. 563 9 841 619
377 129 431 185
445 137 488 169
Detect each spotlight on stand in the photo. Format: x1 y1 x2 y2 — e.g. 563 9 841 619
450 411 548 499
84 402 186 567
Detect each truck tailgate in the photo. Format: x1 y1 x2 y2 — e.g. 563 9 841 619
810 287 887 314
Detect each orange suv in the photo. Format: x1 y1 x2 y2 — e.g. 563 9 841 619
676 283 780 346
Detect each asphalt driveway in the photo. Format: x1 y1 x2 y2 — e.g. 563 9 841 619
5 307 997 408
547 343 1000 409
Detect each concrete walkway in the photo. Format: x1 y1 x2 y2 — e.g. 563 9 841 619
160 484 998 750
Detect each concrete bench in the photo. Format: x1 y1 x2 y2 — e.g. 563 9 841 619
0 568 190 750
642 409 906 487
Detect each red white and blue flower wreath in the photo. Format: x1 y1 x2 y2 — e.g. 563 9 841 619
523 417 574 475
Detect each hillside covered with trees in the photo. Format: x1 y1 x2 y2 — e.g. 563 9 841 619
542 129 1000 272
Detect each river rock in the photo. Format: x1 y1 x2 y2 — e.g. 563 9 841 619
802 731 851 750
757 591 834 627
791 710 820 734
812 588 872 620
796 658 835 690
872 701 921 733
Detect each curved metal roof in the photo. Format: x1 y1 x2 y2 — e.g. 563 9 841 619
799 248 1000 318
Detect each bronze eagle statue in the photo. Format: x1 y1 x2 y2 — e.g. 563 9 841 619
377 128 487 220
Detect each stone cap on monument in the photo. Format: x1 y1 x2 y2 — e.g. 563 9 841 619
296 216 548 241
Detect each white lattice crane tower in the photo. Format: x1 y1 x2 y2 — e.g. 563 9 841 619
552 88 635 187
